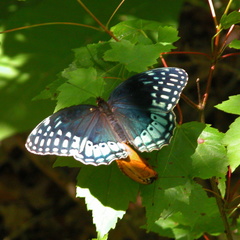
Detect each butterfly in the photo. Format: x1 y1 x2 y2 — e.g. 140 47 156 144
116 143 158 184
26 67 188 166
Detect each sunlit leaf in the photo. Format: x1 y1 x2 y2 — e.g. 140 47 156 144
77 187 125 238
222 116 240 172
215 94 240 115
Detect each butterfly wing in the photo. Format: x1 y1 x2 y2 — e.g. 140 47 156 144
25 105 128 165
111 107 176 151
108 67 188 151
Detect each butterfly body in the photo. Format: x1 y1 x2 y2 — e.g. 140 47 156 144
26 67 188 166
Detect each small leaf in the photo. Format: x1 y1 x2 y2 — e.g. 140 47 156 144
104 40 170 72
220 11 240 29
222 116 240 172
229 39 240 49
191 125 228 179
77 187 125 238
111 19 163 44
158 26 180 45
215 94 240 115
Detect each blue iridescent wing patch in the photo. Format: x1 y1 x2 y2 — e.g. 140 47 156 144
26 105 128 165
26 67 188 165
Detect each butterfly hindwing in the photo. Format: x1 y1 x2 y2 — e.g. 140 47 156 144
111 106 176 152
26 105 128 165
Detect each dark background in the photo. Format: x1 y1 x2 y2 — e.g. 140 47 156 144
0 0 240 239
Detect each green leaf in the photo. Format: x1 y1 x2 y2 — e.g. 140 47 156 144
144 181 224 239
141 122 227 238
76 187 125 238
73 42 113 71
215 94 240 115
229 39 240 49
158 26 180 45
111 19 180 48
92 234 108 240
220 11 240 29
142 122 205 228
33 75 65 101
222 116 240 172
76 162 139 210
191 125 228 179
152 122 227 180
111 19 164 44
55 67 105 111
53 156 82 168
104 40 170 72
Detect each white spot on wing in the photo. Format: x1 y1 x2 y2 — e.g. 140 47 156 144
66 132 71 138
57 129 62 136
40 139 45 147
34 136 39 145
55 121 62 128
54 137 60 146
46 138 51 146
72 136 81 149
163 87 171 92
43 117 50 126
62 139 69 148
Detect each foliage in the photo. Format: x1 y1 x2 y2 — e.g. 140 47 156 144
1 0 240 239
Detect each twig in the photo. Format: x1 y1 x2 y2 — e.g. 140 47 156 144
210 177 233 240
0 22 100 34
106 0 126 29
76 0 119 41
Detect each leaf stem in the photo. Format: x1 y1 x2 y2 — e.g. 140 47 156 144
106 0 126 29
76 0 119 41
0 22 100 34
210 177 233 240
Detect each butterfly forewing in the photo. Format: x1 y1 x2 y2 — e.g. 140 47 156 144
26 105 128 165
108 67 188 112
